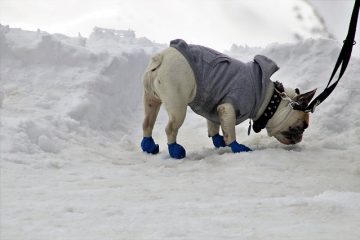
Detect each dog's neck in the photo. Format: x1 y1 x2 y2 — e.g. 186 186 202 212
254 82 275 120
252 81 283 133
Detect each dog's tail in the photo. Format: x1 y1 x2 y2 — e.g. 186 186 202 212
143 53 163 97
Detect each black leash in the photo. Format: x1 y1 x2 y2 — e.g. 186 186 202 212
303 0 360 113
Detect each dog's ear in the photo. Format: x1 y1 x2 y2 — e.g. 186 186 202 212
294 89 317 108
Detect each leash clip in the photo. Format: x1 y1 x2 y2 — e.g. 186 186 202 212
305 100 321 113
310 100 321 113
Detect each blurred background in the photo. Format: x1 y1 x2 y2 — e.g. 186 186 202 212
0 0 359 54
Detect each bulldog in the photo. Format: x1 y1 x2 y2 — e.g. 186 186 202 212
141 39 316 159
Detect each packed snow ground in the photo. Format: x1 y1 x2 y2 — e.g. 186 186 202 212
1 25 360 239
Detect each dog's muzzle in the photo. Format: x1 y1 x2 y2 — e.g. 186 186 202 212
280 122 308 145
267 101 310 145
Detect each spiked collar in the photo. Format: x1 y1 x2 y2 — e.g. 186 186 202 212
252 82 284 133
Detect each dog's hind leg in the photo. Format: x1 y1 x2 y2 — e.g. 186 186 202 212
150 47 195 159
143 92 161 137
141 91 161 154
164 102 187 159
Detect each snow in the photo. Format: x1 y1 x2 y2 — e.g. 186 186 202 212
1 23 360 240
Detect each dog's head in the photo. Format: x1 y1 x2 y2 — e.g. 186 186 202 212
266 88 316 145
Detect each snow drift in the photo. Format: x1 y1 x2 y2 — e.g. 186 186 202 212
1 25 360 239
0 25 164 153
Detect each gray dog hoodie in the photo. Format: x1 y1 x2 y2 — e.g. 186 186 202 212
170 39 280 125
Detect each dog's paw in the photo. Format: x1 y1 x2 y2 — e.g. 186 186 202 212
211 134 226 148
141 137 159 154
168 142 186 159
229 141 252 153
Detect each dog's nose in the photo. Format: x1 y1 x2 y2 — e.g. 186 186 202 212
281 127 304 144
303 121 309 130
291 134 303 144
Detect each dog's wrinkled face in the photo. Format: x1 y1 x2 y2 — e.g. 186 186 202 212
266 88 316 145
273 112 309 145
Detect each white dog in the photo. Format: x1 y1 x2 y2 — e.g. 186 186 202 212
141 39 316 159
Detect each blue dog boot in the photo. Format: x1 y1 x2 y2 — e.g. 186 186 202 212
211 133 226 148
141 137 159 154
229 141 252 153
168 142 186 159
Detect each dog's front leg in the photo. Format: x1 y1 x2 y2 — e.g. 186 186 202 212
207 120 226 148
217 103 236 145
217 103 252 153
207 120 220 137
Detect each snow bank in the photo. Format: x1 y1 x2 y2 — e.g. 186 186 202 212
0 25 164 153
